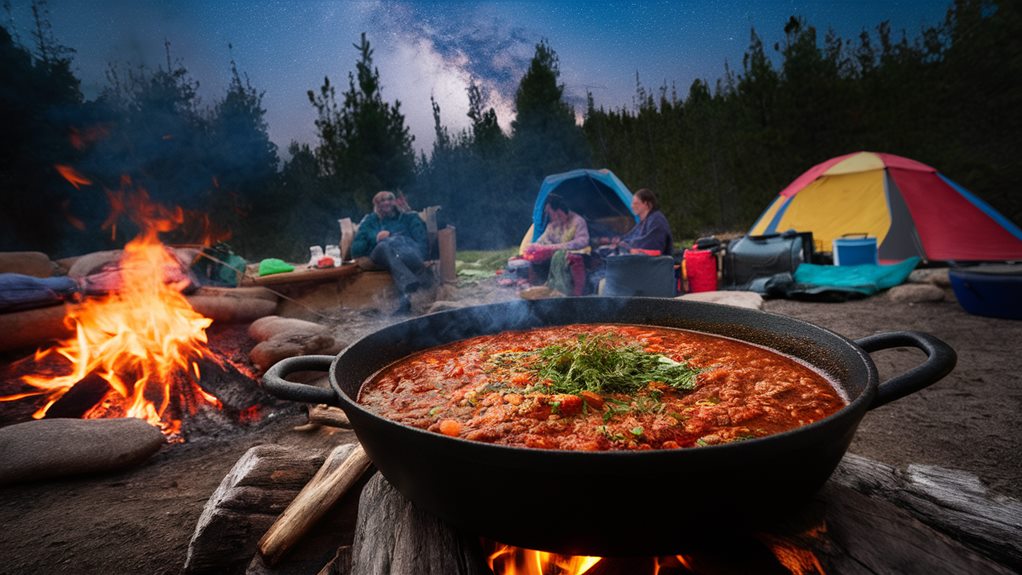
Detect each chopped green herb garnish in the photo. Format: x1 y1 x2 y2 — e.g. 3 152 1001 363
629 426 644 437
602 400 631 423
523 334 700 395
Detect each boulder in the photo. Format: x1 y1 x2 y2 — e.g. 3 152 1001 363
678 290 764 310
248 332 343 372
909 268 951 288
887 283 945 303
247 316 329 342
0 417 165 486
247 316 342 371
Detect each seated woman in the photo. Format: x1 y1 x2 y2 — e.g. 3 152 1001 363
521 194 590 295
594 188 677 296
606 188 674 255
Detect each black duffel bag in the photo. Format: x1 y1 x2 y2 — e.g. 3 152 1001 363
722 230 814 291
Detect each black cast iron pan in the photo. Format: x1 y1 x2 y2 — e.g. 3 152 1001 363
264 297 955 556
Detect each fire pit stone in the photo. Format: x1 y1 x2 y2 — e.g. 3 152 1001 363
0 417 165 486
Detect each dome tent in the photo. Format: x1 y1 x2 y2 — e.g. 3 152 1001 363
526 169 637 245
749 151 1022 263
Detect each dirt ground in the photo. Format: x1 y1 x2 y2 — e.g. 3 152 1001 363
0 277 1019 575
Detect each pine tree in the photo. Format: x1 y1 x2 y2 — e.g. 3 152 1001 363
510 40 590 185
308 33 415 211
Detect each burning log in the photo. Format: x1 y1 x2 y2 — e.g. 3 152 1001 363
183 444 329 575
258 443 372 566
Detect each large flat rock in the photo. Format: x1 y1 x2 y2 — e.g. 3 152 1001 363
0 417 165 486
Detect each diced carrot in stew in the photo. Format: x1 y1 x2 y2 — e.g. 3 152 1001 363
438 419 462 437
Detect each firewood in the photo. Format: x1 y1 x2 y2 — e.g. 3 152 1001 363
348 472 491 575
0 303 72 352
258 443 372 566
827 452 1022 570
183 445 327 575
193 285 280 302
317 545 352 575
308 404 351 428
0 251 57 277
186 294 278 323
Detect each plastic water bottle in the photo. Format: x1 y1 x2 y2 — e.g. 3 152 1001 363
309 245 324 266
325 245 341 267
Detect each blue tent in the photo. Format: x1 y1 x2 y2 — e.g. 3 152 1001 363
529 169 637 242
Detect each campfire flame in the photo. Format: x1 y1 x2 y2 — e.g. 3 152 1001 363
485 532 828 575
0 176 225 439
487 544 602 575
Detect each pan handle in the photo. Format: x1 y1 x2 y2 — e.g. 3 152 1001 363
855 331 956 409
262 355 337 405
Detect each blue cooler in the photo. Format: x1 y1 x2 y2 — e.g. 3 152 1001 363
833 236 878 266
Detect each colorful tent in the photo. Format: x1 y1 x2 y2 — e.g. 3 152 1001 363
749 151 1022 262
520 169 637 252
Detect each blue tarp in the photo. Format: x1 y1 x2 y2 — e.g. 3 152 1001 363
791 257 921 297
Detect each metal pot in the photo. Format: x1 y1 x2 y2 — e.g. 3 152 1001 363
263 298 955 556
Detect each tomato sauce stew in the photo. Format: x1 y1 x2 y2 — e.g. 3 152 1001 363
358 324 846 451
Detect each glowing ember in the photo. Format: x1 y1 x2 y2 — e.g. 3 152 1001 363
54 164 92 189
0 184 225 440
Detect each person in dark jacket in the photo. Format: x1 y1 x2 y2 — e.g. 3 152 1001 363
350 191 429 312
613 188 674 255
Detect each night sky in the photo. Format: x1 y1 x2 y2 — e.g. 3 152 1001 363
7 1 950 156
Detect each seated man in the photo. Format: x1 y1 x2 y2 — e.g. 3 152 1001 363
350 191 429 312
521 194 589 296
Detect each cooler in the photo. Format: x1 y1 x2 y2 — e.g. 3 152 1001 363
683 248 717 293
833 236 878 266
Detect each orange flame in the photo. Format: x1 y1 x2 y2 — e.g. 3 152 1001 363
485 536 827 575
759 523 829 575
55 164 93 189
488 544 602 575
0 182 223 439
